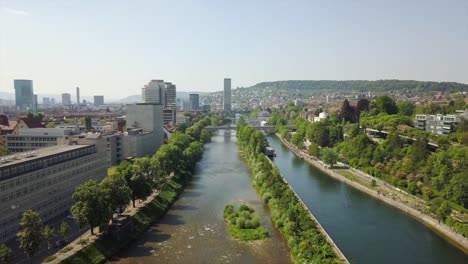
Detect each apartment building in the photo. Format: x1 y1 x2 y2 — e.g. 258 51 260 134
415 110 468 135
0 141 107 243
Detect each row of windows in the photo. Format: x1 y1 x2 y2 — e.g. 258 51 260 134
0 157 102 205
8 142 54 147
7 137 57 141
0 166 105 235
0 145 95 181
0 155 96 192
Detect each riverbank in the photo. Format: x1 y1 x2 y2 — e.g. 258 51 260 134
264 156 350 263
276 133 468 253
48 178 186 264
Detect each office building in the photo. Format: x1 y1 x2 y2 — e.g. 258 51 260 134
14 80 34 110
94 96 104 106
42 97 50 106
62 93 71 106
6 128 80 153
33 95 38 115
165 82 177 109
126 103 164 156
0 141 107 243
223 78 231 112
142 80 165 104
76 87 80 110
162 109 176 125
189 94 199 110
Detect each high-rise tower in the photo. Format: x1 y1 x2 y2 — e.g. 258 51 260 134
223 78 231 112
14 80 34 110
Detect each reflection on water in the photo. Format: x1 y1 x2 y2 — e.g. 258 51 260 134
267 135 468 264
113 130 291 264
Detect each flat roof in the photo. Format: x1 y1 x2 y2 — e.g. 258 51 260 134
0 144 91 168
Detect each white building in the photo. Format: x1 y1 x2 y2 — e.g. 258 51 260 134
0 142 107 243
126 103 164 157
6 128 81 153
142 80 165 104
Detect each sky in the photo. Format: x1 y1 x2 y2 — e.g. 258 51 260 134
1 0 467 99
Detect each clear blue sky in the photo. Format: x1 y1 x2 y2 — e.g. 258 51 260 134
1 0 467 98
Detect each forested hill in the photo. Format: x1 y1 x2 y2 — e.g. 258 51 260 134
247 80 468 94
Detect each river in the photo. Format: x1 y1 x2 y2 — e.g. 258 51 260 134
267 135 468 264
113 130 291 264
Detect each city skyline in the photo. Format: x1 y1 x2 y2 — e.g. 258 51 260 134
1 1 467 97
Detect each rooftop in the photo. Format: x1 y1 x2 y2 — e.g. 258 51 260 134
0 144 91 168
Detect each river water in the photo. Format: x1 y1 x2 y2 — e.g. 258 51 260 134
113 130 467 264
113 130 291 264
267 135 468 264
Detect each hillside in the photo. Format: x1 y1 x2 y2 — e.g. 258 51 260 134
247 80 468 95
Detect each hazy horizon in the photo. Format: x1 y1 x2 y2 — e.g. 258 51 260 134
1 0 467 97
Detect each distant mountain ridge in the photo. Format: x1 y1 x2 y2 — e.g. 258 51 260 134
247 80 468 93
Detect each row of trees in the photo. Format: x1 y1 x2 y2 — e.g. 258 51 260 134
1 114 214 263
276 96 468 237
237 120 343 263
0 210 71 262
71 116 212 235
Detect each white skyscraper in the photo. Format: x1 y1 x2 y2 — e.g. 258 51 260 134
223 78 231 112
142 80 165 104
165 82 177 109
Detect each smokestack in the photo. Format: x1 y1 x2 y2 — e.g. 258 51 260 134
76 87 80 110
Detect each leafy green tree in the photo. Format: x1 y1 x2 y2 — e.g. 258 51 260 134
71 180 109 235
176 122 187 133
308 142 320 157
100 173 132 216
17 210 43 259
42 226 55 250
0 244 12 263
0 145 9 157
60 222 70 241
46 122 56 128
397 101 415 116
370 96 398 115
321 148 338 168
436 201 452 221
340 99 354 122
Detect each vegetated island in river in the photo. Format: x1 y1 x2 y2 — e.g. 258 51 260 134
223 204 269 241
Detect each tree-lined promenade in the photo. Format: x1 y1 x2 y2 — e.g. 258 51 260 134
1 114 215 264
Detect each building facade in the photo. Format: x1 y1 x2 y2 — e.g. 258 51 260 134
165 82 177 109
6 128 80 153
94 96 104 106
62 93 71 106
223 78 231 112
14 80 34 110
126 103 164 156
189 94 199 110
0 143 107 243
142 80 165 104
415 111 468 135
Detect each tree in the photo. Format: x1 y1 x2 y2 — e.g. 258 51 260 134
46 122 56 128
0 244 12 263
436 201 452 221
84 116 92 130
371 96 398 115
397 101 415 116
176 123 187 133
100 174 132 217
321 148 338 168
0 145 9 157
71 180 109 235
308 142 320 157
59 222 70 241
42 226 55 250
17 210 43 259
340 99 354 122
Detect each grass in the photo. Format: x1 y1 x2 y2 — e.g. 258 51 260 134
60 178 185 264
223 204 269 241
44 255 57 263
59 246 73 254
336 170 373 188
